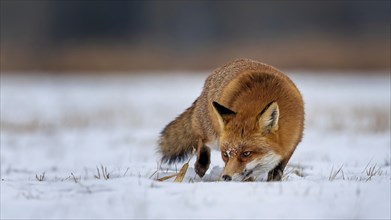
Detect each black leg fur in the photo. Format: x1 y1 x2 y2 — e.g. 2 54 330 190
195 146 211 178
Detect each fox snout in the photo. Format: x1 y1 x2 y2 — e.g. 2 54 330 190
220 152 282 182
220 167 252 182
220 159 248 182
221 175 232 181
220 172 249 182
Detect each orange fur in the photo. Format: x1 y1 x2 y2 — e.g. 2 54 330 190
159 59 304 181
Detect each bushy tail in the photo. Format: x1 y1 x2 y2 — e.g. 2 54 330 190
158 103 198 164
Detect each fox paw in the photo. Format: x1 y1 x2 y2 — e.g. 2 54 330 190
195 161 209 178
267 169 283 181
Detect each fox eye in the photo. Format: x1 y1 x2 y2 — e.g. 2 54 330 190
223 152 228 158
241 151 252 158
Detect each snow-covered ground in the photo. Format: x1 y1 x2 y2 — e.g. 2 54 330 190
1 71 390 219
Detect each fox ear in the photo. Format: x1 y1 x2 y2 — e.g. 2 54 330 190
212 101 236 128
258 102 279 133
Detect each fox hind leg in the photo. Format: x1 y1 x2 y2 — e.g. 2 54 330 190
194 139 211 178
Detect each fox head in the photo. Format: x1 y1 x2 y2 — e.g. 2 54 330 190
212 101 282 181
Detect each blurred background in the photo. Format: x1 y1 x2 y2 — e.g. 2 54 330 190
1 1 390 73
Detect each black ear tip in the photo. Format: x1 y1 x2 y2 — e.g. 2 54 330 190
212 101 221 109
212 101 236 115
260 101 277 116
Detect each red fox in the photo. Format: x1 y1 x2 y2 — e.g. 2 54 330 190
159 59 304 181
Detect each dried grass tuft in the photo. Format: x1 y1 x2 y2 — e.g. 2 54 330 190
35 172 45 181
365 164 383 181
94 165 110 180
156 148 195 183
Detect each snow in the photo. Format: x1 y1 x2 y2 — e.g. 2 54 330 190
1 72 390 219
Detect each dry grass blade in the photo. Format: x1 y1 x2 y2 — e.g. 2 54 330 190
172 147 195 182
94 167 101 179
71 172 79 183
158 147 195 182
123 167 130 177
156 160 190 183
329 165 343 181
174 162 189 182
149 170 158 179
157 173 178 182
102 165 110 180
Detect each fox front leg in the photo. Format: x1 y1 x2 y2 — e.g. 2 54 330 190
267 159 288 181
194 139 211 178
267 167 283 181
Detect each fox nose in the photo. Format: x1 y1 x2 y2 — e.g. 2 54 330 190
222 175 232 181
